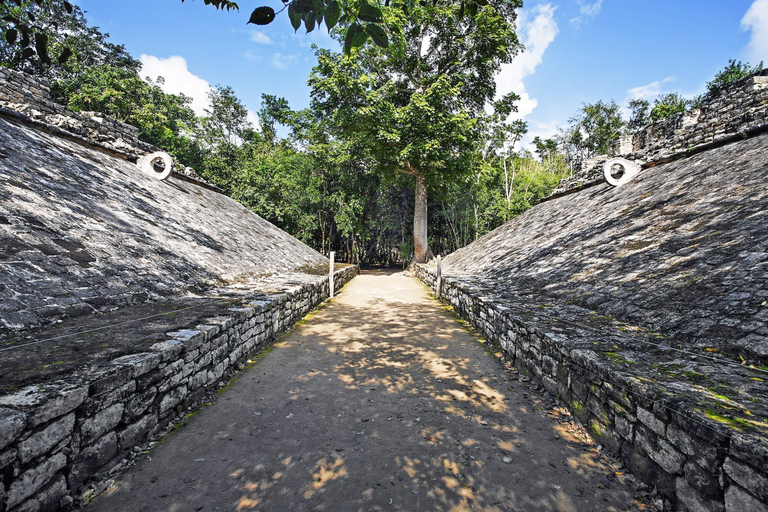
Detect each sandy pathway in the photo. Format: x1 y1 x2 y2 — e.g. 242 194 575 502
88 270 643 511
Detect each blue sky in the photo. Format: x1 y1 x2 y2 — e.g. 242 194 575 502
77 0 768 150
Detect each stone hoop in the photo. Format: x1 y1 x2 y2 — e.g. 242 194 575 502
138 151 173 181
603 157 641 187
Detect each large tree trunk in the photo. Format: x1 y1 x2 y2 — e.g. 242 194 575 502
412 172 429 264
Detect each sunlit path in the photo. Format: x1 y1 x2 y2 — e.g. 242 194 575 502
88 270 642 512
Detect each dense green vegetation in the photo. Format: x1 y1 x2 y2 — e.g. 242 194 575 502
0 0 571 266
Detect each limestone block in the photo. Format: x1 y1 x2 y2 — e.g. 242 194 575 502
81 380 136 416
83 365 133 397
159 385 187 414
0 447 17 469
118 414 157 450
724 457 768 502
725 485 768 512
17 413 75 464
636 426 686 475
79 403 123 446
684 461 721 498
14 474 67 512
0 407 26 450
730 434 768 472
676 477 725 512
6 452 66 508
637 407 667 437
70 432 118 488
149 340 184 362
111 353 162 378
0 382 86 428
123 387 157 423
167 329 205 352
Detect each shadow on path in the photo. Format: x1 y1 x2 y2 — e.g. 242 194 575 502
88 272 643 512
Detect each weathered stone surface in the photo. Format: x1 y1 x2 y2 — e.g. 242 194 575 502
82 380 137 416
83 365 133 398
724 457 768 502
79 404 123 445
730 434 768 472
725 485 768 512
0 382 86 428
110 353 161 378
0 407 26 450
70 432 117 488
167 330 205 352
0 447 17 469
149 340 184 362
677 477 725 512
637 407 666 437
14 474 67 512
6 452 66 508
122 387 157 423
17 413 74 464
117 414 157 450
159 385 187 414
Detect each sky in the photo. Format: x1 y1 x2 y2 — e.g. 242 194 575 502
76 0 768 151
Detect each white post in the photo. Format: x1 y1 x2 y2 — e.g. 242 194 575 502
329 251 335 298
436 255 442 299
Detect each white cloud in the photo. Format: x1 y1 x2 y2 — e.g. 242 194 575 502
139 55 212 116
249 30 274 45
139 54 259 126
244 50 264 63
742 0 768 63
272 52 297 70
495 3 559 121
625 76 675 101
570 0 604 29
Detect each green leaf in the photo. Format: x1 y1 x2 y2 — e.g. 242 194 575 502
305 15 315 33
357 2 383 22
5 28 16 45
248 6 276 25
365 22 388 48
63 1 73 13
344 22 368 54
288 3 302 31
21 47 33 60
324 0 340 29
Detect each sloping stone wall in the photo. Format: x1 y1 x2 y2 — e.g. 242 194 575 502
552 70 768 196
0 265 356 511
418 265 768 512
0 112 331 335
0 67 154 160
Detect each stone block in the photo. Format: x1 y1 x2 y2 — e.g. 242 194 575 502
676 477 725 512
13 474 67 512
111 353 162 378
17 413 74 464
725 485 768 512
118 414 157 450
81 380 136 416
84 365 133 397
6 452 66 509
159 385 187 415
637 407 667 437
123 387 157 423
724 457 768 502
730 434 768 472
167 329 205 352
615 414 634 440
684 461 721 498
0 382 86 428
148 340 184 362
69 432 118 489
0 407 27 450
79 403 123 446
636 426 686 475
0 447 17 469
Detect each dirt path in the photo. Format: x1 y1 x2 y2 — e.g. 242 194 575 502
88 270 644 512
